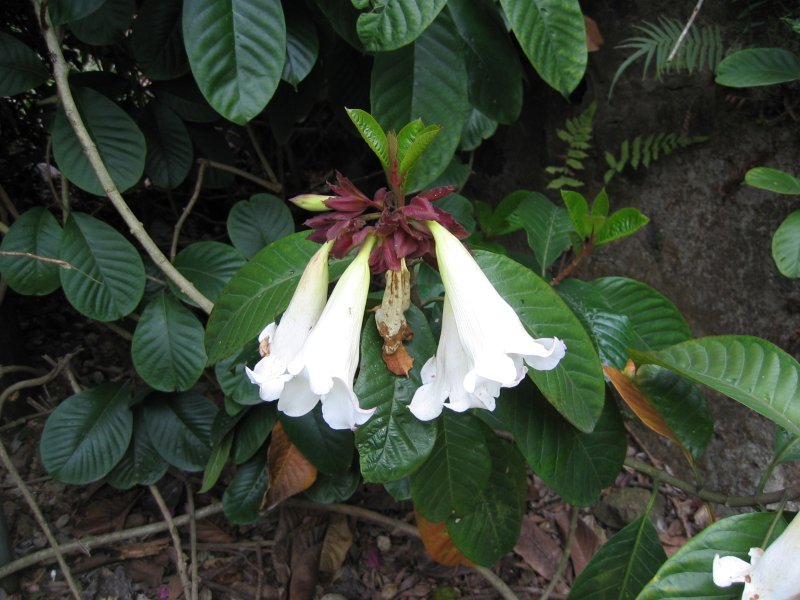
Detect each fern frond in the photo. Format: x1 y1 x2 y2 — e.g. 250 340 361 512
545 102 597 190
604 132 708 184
609 17 724 98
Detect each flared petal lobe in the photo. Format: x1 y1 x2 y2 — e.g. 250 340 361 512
246 241 333 401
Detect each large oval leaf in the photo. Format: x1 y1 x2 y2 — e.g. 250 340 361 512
170 241 245 306
772 210 800 278
143 391 216 471
106 407 169 489
279 406 354 475
511 192 572 277
356 0 447 52
226 194 294 259
370 9 470 191
282 15 319 87
40 383 133 484
638 512 787 599
631 336 800 437
716 47 800 87
59 212 146 321
499 0 587 96
0 207 63 295
132 0 189 81
745 166 800 195
223 452 268 524
69 0 134 46
52 86 146 195
140 101 193 189
182 0 286 124
49 0 105 25
233 403 276 464
132 292 208 392
0 32 49 96
475 250 605 432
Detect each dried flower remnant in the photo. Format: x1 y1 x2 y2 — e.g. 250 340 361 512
375 259 414 376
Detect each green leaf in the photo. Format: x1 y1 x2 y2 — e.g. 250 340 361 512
40 383 133 484
411 411 492 522
140 101 193 189
476 251 605 432
638 512 787 599
595 207 650 246
106 408 168 489
448 0 523 124
510 192 572 277
345 108 388 168
499 0 587 95
632 336 800 437
775 426 800 464
716 47 800 87
131 0 189 81
182 0 286 124
223 453 268 524
0 32 49 96
459 108 498 152
356 0 447 51
436 193 476 235
170 241 245 306
279 405 354 475
304 470 361 504
143 391 216 471
215 344 261 407
282 17 319 87
445 435 527 566
745 166 800 195
398 124 443 177
483 380 625 506
371 10 470 191
355 307 438 483
0 207 63 295
772 211 800 278
69 0 134 46
59 212 146 322
233 403 276 464
49 0 105 25
482 191 526 237
200 430 234 493
226 194 294 259
132 292 208 392
592 277 691 350
561 189 590 238
52 86 146 195
206 233 344 363
568 515 667 599
153 77 219 123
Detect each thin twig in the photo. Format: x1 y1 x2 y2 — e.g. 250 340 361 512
200 159 281 193
245 124 280 186
551 240 593 286
43 136 60 208
667 0 706 63
60 172 70 222
0 182 19 220
541 507 578 600
148 485 192 600
0 355 72 413
171 161 207 260
33 1 214 315
0 408 52 432
181 476 200 600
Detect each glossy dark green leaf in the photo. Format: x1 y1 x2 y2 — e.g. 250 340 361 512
304 469 361 504
106 408 168 489
481 191 526 237
355 307 437 483
476 251 605 432
143 391 216 471
0 207 63 295
509 192 572 277
52 86 146 195
69 0 134 46
745 167 800 195
436 193 476 235
499 0 587 95
595 207 650 246
772 211 800 278
632 336 800 437
356 0 447 51
223 452 268 524
233 403 276 464
592 277 691 350
132 0 189 80
153 77 219 123
282 17 319 87
716 48 800 87
445 435 527 566
140 101 193 189
410 411 492 522
49 0 105 25
132 292 208 392
313 0 363 50
638 512 787 599
200 430 234 493
567 515 666 599
371 10 470 191
279 405 354 475
59 212 146 321
448 0 523 124
459 108 498 152
182 0 286 123
40 383 133 484
226 194 294 259
483 380 625 506
0 32 49 96
170 241 245 306
215 343 262 407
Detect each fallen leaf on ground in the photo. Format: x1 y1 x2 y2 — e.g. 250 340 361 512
514 515 561 579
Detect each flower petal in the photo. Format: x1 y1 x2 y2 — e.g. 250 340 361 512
712 554 753 587
322 378 376 430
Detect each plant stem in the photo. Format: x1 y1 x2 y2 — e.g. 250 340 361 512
551 240 593 286
541 506 578 600
245 124 280 186
170 161 206 260
667 0 706 63
200 159 281 192
148 485 192 599
33 0 213 315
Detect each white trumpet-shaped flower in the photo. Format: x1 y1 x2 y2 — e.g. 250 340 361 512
246 241 333 401
408 221 566 421
713 512 800 600
280 236 377 430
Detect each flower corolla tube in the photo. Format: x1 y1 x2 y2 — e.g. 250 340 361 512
408 221 566 421
713 512 800 600
246 240 332 401
280 236 378 430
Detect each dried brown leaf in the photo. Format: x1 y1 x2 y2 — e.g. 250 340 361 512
263 422 318 511
514 515 561 579
319 513 353 584
415 513 472 567
584 15 604 52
